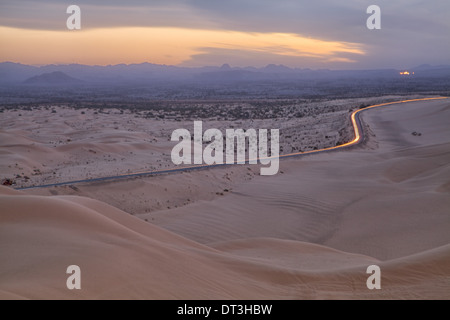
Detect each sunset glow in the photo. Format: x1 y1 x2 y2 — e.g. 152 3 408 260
0 26 364 66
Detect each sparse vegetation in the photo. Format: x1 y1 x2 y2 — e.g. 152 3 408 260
0 94 437 189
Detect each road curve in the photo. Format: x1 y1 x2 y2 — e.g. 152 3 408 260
14 97 448 190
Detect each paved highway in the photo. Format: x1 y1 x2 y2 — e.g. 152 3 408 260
15 97 448 190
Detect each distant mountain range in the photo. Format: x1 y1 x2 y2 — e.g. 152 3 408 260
1 62 450 86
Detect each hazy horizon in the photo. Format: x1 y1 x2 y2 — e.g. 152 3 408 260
2 60 448 71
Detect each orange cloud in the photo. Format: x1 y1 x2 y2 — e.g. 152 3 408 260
0 26 365 66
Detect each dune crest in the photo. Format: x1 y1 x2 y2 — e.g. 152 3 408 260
1 187 449 299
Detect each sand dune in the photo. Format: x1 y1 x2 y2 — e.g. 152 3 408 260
140 99 450 261
1 185 449 299
1 98 449 299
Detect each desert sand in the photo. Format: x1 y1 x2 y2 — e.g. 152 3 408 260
1 97 449 299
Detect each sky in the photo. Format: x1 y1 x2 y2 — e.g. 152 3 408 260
0 0 449 69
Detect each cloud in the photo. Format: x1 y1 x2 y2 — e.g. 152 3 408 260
0 0 449 68
0 1 210 31
180 47 360 68
0 26 364 67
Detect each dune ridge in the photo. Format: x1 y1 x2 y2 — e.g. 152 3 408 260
1 186 449 299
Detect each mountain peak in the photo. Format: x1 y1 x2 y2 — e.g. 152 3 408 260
23 71 83 85
262 64 292 73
